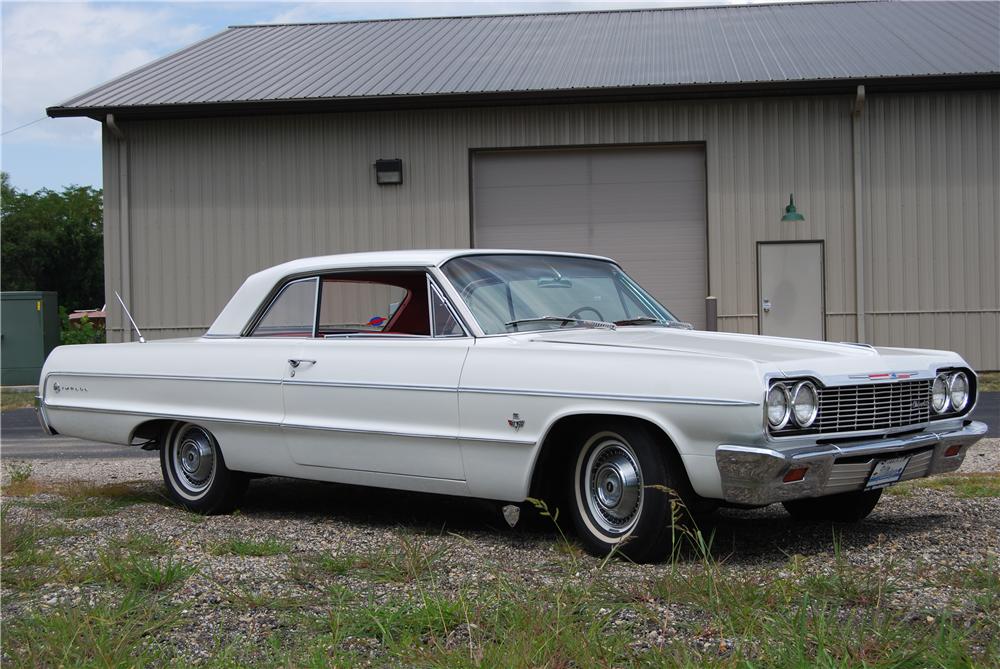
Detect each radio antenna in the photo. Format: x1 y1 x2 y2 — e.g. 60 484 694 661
114 290 146 343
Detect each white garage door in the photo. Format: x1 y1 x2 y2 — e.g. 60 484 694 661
472 145 707 328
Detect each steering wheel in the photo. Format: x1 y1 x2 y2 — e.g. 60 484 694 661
567 306 605 322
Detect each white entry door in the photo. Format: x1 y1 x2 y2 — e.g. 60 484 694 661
757 242 825 340
278 272 471 481
281 337 469 479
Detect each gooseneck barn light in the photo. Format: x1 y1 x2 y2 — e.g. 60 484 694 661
374 159 403 185
781 194 805 222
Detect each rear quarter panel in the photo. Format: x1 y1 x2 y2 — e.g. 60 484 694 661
39 338 290 471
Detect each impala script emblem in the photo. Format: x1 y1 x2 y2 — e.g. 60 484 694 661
52 382 87 394
507 413 525 431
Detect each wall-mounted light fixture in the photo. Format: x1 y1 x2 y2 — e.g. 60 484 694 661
781 194 805 222
374 158 403 185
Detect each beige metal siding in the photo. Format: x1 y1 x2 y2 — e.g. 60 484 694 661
862 92 999 369
102 90 998 369
472 146 707 327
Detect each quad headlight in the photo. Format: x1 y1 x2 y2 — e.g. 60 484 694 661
948 371 970 413
766 383 791 429
931 373 950 414
932 370 972 415
767 379 819 431
791 381 819 428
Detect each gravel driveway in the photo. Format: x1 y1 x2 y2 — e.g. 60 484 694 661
2 439 998 666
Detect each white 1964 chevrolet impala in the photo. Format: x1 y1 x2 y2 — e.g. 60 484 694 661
37 250 987 562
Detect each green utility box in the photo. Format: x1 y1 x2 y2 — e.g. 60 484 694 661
1 291 60 386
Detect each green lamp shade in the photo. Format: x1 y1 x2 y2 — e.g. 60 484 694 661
782 194 805 222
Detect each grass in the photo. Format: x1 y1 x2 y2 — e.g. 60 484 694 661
0 389 36 412
289 538 447 586
84 541 195 592
211 536 291 557
370 536 449 583
2 462 42 496
9 480 168 517
7 461 33 483
2 593 177 668
2 486 997 666
217 581 310 610
977 371 1000 392
888 472 1000 498
2 513 193 595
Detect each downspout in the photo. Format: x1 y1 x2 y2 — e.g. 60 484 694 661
105 114 133 342
851 86 866 343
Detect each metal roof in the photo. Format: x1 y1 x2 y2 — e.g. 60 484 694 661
49 1 1000 119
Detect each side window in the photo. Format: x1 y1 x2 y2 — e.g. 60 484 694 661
251 278 317 337
430 282 464 337
318 281 409 333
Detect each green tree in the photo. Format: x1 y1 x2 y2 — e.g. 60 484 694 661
1 172 104 310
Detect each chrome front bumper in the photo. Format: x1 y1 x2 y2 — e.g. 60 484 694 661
715 421 988 506
34 395 57 435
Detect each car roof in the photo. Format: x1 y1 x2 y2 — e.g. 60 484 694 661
206 249 614 336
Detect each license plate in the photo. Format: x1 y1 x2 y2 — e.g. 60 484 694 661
865 456 911 490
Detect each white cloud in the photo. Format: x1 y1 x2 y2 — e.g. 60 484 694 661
1 2 208 144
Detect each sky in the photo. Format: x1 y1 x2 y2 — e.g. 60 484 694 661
1 0 787 193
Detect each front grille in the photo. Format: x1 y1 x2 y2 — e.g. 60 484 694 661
816 380 931 434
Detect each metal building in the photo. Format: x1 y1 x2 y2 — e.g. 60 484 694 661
48 1 1000 368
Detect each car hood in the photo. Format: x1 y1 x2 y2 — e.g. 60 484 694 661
524 327 964 379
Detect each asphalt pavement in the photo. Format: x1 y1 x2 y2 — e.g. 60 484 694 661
2 394 998 461
1 408 154 460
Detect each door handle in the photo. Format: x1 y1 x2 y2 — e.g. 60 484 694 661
762 299 772 313
288 359 316 377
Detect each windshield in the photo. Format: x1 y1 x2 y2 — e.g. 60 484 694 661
441 254 679 334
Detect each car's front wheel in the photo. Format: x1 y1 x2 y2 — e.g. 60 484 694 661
568 421 692 563
782 488 882 522
160 422 247 514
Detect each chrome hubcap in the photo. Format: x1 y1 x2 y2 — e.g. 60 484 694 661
583 438 643 535
171 426 216 495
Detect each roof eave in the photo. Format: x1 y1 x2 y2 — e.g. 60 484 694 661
47 73 1000 121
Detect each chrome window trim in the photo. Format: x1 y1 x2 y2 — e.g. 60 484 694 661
322 333 431 340
248 276 320 339
439 257 679 336
427 274 471 338
427 266 485 337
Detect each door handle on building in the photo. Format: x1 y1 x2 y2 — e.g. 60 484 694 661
762 299 772 313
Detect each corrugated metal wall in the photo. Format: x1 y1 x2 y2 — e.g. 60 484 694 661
862 92 999 370
102 90 999 369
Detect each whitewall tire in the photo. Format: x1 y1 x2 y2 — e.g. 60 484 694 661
568 421 692 563
160 422 247 514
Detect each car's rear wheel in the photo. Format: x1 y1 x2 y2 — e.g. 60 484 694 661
160 422 247 514
782 488 882 522
568 421 691 563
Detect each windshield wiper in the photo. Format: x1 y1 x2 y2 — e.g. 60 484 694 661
614 317 661 326
505 316 617 330
614 317 695 329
